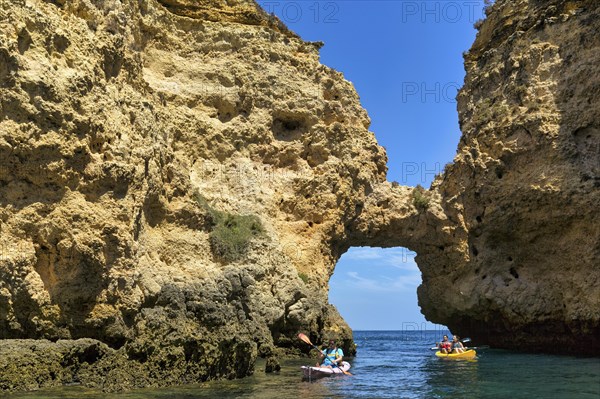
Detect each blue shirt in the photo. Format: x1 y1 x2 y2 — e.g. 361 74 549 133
321 347 344 366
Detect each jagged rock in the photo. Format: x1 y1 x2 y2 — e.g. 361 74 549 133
419 0 600 355
0 339 114 391
0 0 598 393
0 0 371 391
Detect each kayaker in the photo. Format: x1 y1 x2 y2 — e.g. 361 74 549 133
317 339 344 368
451 335 465 354
436 335 452 354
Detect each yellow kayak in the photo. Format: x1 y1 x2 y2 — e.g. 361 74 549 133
435 349 477 359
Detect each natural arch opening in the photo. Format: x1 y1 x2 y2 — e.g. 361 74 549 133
329 246 447 333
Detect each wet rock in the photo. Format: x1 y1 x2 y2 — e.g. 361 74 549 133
264 357 281 373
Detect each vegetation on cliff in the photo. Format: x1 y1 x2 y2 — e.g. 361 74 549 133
193 191 265 261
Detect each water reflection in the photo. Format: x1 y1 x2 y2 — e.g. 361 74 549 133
422 354 480 398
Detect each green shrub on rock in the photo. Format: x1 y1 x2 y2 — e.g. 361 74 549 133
298 272 309 284
210 213 265 261
193 191 265 262
411 185 431 211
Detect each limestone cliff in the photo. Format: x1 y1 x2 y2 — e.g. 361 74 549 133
418 0 600 355
351 0 599 356
0 0 598 393
0 0 381 391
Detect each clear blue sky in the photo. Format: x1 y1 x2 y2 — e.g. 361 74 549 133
261 0 487 329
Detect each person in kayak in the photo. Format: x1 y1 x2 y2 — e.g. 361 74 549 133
451 335 465 353
317 339 344 368
437 335 452 354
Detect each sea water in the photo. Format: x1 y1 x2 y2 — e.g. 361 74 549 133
9 331 600 399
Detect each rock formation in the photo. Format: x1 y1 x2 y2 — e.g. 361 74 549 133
416 0 600 355
346 0 599 356
0 0 378 391
0 0 597 393
354 0 599 356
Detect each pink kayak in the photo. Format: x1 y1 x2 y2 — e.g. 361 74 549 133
301 361 351 380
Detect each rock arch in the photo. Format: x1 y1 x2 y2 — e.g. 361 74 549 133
0 0 598 392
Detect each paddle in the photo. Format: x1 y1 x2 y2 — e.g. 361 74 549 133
298 333 352 376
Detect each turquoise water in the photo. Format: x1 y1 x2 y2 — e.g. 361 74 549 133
9 331 600 398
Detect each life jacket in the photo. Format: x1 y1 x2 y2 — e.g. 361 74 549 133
322 348 342 365
440 341 452 350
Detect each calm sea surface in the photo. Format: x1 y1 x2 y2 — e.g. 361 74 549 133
9 331 600 399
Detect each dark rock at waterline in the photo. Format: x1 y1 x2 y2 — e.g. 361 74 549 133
0 337 257 392
264 357 281 373
0 339 113 392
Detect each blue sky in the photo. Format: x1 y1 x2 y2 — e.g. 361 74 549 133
261 1 487 329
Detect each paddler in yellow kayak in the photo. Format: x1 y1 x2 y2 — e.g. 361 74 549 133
451 335 465 354
436 335 452 354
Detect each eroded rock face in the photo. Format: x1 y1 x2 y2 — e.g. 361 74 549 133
350 0 599 355
0 0 597 392
416 0 600 355
0 0 381 390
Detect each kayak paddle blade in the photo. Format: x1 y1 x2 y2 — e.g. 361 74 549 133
298 333 313 346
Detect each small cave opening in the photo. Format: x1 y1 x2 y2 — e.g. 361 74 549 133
495 167 504 179
271 114 307 142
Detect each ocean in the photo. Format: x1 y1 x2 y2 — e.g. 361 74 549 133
9 331 600 398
